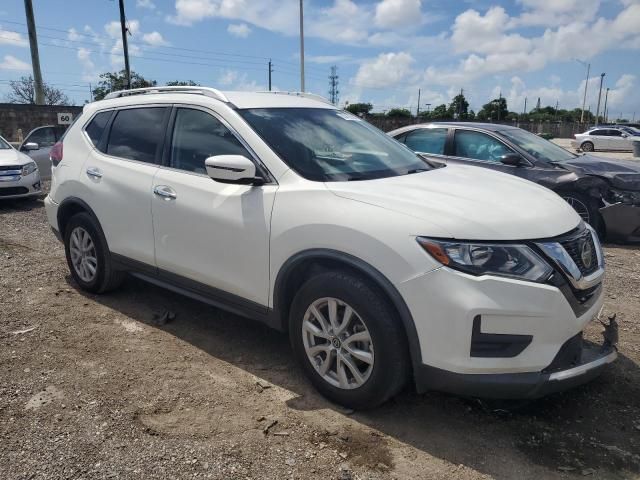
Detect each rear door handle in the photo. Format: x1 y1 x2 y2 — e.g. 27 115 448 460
86 167 103 178
153 185 177 200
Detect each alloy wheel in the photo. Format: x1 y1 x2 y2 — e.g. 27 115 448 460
302 297 374 390
69 226 98 283
563 196 591 224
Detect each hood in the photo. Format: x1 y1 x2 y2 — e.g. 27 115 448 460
562 154 640 191
326 164 580 241
0 148 32 167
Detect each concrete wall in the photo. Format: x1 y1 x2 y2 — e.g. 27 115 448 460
363 115 591 138
0 103 83 143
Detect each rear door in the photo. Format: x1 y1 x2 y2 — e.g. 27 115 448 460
448 128 522 175
81 106 170 267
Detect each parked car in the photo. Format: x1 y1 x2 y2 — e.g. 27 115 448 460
389 122 640 243
45 87 615 408
19 125 68 179
572 127 639 152
0 134 41 200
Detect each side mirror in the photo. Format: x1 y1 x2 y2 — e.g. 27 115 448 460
204 155 263 185
500 153 524 166
622 133 629 138
23 142 40 151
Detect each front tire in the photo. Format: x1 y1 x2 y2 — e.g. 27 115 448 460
64 212 124 293
289 271 409 409
561 192 604 238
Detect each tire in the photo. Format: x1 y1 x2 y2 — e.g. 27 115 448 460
581 141 594 152
289 270 409 409
63 212 125 294
561 192 604 239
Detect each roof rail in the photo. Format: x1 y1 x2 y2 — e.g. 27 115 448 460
103 86 229 103
257 91 333 105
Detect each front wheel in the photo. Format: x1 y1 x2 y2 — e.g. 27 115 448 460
289 271 409 409
561 192 604 238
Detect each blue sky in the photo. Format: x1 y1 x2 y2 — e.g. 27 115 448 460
0 0 639 119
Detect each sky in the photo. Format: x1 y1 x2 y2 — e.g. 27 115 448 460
0 0 639 119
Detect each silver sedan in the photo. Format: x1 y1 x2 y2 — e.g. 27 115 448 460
572 127 639 152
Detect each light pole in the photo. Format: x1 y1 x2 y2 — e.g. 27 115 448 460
603 87 610 124
595 73 605 126
575 59 590 124
299 0 305 92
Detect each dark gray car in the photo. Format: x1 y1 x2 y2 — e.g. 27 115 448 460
19 125 68 179
389 122 640 242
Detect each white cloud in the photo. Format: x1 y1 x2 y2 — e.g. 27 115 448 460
0 26 28 47
513 0 601 27
77 47 99 82
105 19 140 38
307 54 352 64
67 28 80 42
227 23 251 38
0 55 30 71
375 0 423 29
352 52 415 88
142 31 169 46
217 69 266 91
136 0 156 9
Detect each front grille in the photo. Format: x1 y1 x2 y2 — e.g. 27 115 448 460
0 186 28 196
0 165 22 171
559 230 599 276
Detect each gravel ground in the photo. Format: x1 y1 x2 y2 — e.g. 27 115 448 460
1 185 640 480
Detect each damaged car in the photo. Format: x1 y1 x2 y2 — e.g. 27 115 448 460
389 123 640 242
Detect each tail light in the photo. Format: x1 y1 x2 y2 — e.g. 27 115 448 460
50 141 63 167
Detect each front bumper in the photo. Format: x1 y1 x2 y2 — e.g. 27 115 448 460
414 335 617 399
600 203 640 243
0 170 41 199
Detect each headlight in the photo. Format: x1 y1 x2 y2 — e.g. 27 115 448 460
417 237 553 282
608 188 640 206
21 162 38 176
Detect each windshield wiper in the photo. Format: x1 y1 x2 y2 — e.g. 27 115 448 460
407 167 429 174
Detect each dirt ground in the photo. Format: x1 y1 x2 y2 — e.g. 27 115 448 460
1 185 640 480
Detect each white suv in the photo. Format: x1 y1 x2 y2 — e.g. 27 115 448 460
45 87 616 408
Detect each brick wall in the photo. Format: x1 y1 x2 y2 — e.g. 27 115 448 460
0 103 83 143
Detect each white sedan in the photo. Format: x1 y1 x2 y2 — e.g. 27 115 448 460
0 134 42 199
572 127 639 152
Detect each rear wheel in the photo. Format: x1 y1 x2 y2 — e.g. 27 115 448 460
289 271 408 409
64 213 125 293
581 141 594 152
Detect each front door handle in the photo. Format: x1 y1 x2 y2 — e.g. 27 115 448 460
153 185 177 200
86 167 103 178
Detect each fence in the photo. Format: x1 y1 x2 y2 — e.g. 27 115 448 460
0 103 83 143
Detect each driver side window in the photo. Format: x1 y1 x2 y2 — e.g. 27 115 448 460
453 130 513 162
170 108 251 174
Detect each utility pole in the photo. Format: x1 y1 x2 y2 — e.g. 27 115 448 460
554 100 559 122
458 88 464 119
328 65 339 105
118 0 131 90
497 91 502 122
89 83 93 102
595 73 605 126
603 87 610 124
523 97 527 115
416 88 421 116
299 0 305 92
24 0 44 105
268 59 273 91
576 60 590 124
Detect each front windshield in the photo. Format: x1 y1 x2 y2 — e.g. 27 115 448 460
0 136 11 150
498 128 576 163
239 108 430 181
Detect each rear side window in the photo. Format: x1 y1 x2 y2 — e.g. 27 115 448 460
589 130 607 136
403 128 448 155
85 111 111 148
107 107 167 163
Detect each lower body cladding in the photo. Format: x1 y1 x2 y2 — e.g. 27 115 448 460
398 266 616 399
0 171 42 199
600 203 640 243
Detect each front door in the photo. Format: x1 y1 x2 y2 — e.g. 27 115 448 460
151 107 276 306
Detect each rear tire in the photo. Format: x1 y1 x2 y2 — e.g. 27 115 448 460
289 270 409 409
581 141 594 152
63 212 125 294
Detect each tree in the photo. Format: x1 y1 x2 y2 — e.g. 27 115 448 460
468 109 476 121
345 102 373 115
386 108 411 117
477 97 508 121
92 70 157 100
166 80 200 86
6 75 70 105
448 93 469 120
430 104 449 120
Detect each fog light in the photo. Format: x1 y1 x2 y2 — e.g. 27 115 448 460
33 182 41 190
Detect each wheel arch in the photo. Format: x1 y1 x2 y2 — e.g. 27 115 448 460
273 249 423 370
57 197 101 238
